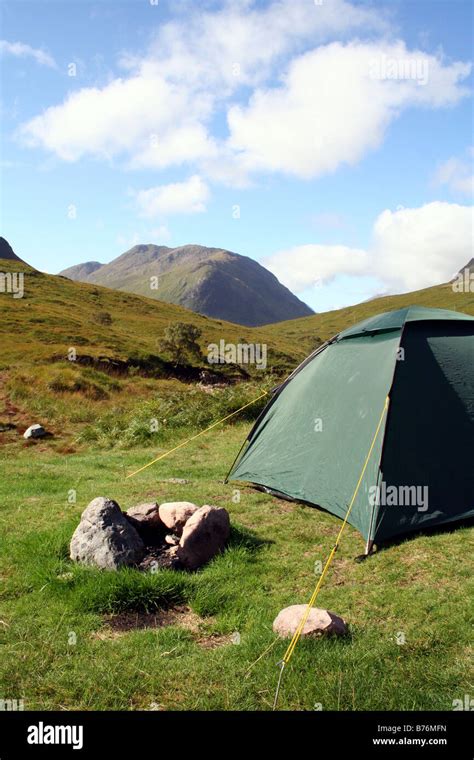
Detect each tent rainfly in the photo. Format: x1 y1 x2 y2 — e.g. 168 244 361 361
226 306 474 553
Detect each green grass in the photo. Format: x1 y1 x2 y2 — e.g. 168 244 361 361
1 425 472 711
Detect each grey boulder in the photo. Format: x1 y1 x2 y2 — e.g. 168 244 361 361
177 505 230 570
272 605 348 638
70 497 145 570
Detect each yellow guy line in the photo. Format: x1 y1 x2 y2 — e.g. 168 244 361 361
273 395 390 710
126 391 268 479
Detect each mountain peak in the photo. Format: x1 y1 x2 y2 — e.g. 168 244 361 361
60 261 104 280
59 243 314 326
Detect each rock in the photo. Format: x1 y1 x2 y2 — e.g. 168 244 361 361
165 534 179 546
126 502 162 526
23 424 46 439
177 505 230 570
125 502 164 544
158 501 199 535
160 478 191 485
0 422 16 432
272 606 348 638
70 497 145 570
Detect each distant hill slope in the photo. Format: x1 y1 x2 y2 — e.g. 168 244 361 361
264 281 474 354
453 258 474 279
60 261 103 280
59 244 314 327
0 237 27 264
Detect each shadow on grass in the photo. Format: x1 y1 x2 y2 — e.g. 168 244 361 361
59 566 191 614
373 516 474 555
228 523 273 553
296 628 355 654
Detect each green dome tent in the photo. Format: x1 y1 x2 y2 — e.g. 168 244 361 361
227 306 474 553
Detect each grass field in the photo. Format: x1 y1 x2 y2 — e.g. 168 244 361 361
1 424 472 711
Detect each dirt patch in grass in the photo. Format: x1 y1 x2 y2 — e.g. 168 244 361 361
194 632 233 649
55 445 78 455
92 605 232 649
93 605 201 638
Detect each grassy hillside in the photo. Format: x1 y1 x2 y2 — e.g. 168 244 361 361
0 258 296 448
0 259 298 368
265 281 474 353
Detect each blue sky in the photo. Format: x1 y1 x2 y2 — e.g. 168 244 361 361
0 0 472 311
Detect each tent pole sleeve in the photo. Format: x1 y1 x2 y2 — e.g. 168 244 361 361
366 466 383 553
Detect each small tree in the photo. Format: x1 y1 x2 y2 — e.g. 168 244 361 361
159 322 202 365
96 311 112 326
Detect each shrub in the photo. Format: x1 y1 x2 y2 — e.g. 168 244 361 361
159 322 202 365
95 311 113 326
77 379 275 448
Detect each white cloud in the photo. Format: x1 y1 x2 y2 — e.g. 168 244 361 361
16 0 389 173
141 0 388 91
15 3 471 186
433 151 474 196
264 244 369 292
371 202 473 290
131 123 218 170
20 74 213 162
228 41 471 179
0 40 56 68
135 175 210 217
264 202 473 297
